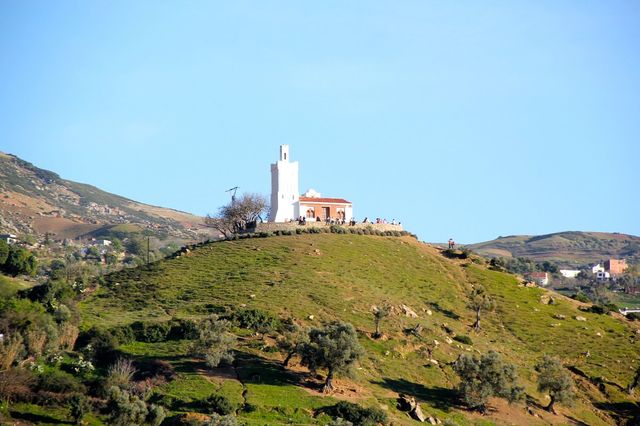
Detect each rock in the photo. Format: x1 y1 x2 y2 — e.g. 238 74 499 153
426 309 433 316
401 304 419 318
553 313 566 320
596 332 602 337
525 282 537 288
307 315 314 320
433 339 440 346
249 294 256 299
397 394 417 412
429 359 439 366
575 316 587 321
427 416 437 425
411 403 427 422
540 294 555 305
445 337 453 344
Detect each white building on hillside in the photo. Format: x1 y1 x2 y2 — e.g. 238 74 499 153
268 145 353 223
560 269 581 278
269 145 300 222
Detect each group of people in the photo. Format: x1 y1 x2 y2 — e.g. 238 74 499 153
448 238 456 249
361 217 400 225
292 216 402 227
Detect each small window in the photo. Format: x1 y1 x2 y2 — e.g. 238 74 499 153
284 153 287 160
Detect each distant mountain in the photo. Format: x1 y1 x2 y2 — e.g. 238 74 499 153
0 151 212 241
467 231 640 267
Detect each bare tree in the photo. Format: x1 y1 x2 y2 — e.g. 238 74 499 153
206 193 269 238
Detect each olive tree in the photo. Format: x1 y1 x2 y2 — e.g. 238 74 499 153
372 303 390 339
300 321 364 393
276 321 308 368
535 355 575 414
206 193 268 238
453 350 524 412
190 315 236 368
468 286 496 332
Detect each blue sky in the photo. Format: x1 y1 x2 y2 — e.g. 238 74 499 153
1 1 639 242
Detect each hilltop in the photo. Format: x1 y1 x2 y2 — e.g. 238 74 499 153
69 232 640 425
0 151 213 241
467 231 640 267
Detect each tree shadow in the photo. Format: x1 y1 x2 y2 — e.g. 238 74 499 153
233 351 313 388
372 377 458 412
428 302 461 320
593 401 639 424
563 414 591 426
9 411 70 425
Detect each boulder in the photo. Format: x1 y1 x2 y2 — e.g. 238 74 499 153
401 304 419 318
553 313 566 320
397 394 417 412
575 316 587 322
411 403 427 422
427 417 437 425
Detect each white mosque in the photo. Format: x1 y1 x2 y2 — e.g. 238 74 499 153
269 145 353 223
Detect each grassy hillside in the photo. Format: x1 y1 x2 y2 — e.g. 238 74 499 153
79 233 640 425
467 231 640 267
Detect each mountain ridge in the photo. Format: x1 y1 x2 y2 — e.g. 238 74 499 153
0 151 213 241
466 231 640 267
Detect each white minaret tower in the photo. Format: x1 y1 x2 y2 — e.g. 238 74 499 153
269 145 299 222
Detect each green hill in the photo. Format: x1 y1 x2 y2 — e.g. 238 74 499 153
75 233 640 425
467 231 640 267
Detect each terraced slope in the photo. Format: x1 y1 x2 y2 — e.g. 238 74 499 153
81 234 640 425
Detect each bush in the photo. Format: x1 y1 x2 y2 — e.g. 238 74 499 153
627 312 640 321
327 401 388 426
69 393 91 425
572 292 591 303
37 369 86 394
76 327 120 367
169 318 200 340
207 413 238 426
131 321 172 342
453 335 473 345
201 394 237 415
233 308 279 332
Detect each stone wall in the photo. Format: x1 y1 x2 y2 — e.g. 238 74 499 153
255 221 403 233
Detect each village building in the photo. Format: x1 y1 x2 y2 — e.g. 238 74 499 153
559 269 581 278
604 258 626 275
526 272 549 286
269 145 353 223
591 264 605 274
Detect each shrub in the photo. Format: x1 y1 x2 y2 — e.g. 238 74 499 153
627 312 640 321
327 401 388 425
572 292 591 303
169 318 200 340
201 394 237 415
106 386 148 426
233 308 279 332
37 369 86 394
69 393 91 425
453 335 473 345
131 321 172 342
76 327 120 367
147 404 166 426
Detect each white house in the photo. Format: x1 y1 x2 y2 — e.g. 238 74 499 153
596 271 610 281
559 269 581 278
592 264 605 274
269 145 353 223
